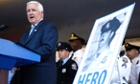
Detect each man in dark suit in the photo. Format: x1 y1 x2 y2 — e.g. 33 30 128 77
11 1 58 84
56 42 78 84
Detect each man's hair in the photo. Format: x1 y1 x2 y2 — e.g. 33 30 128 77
27 1 44 12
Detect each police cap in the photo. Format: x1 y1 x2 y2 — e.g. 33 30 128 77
69 33 85 44
125 43 140 51
57 42 72 52
101 17 121 33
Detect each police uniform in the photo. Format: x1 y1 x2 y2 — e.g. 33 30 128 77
125 43 140 84
130 55 140 84
110 54 131 84
69 33 85 66
56 42 78 84
71 49 84 66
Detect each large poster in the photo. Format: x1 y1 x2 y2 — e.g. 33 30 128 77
73 3 135 84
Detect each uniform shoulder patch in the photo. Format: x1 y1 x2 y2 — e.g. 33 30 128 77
71 63 77 70
122 57 128 63
73 57 77 61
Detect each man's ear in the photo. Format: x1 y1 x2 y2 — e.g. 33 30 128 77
41 11 44 18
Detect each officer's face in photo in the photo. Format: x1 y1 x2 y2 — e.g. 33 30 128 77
99 29 112 49
98 17 121 49
58 49 69 60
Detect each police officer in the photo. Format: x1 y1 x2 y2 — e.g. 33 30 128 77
69 33 85 66
56 42 78 84
125 43 140 84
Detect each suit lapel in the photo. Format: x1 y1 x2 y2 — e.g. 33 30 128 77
25 20 44 45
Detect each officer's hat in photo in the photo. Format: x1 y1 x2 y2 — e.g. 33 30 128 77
69 33 85 44
101 17 121 33
125 43 140 51
57 42 72 52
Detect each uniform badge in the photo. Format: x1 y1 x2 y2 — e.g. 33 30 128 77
73 57 77 61
71 63 77 70
62 68 66 73
125 43 129 48
58 43 61 47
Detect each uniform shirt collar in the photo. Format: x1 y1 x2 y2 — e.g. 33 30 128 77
62 56 70 65
132 55 140 64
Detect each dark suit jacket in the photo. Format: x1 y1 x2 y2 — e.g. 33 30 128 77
11 20 58 84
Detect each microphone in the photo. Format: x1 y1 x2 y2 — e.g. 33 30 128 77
0 24 9 31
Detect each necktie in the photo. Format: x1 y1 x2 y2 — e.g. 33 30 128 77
59 61 63 66
29 25 35 35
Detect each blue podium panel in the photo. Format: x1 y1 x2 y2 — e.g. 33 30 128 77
0 38 41 70
0 55 17 70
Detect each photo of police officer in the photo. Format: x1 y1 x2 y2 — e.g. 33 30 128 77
82 16 122 72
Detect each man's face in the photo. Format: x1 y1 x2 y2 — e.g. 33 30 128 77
98 30 111 48
26 3 43 24
69 40 81 51
126 49 138 60
58 49 69 60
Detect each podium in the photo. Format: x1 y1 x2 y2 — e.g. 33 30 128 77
0 38 41 84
